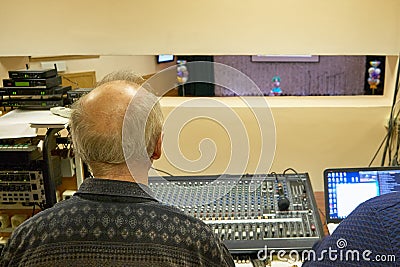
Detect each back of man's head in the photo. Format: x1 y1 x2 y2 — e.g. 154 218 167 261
69 71 163 178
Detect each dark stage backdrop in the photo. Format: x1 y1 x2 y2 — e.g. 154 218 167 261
214 56 376 96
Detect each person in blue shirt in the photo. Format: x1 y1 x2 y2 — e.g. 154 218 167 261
303 191 400 266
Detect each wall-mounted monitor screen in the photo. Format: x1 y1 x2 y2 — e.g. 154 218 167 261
157 54 174 63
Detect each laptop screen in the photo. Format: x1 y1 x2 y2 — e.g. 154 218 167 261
324 167 400 223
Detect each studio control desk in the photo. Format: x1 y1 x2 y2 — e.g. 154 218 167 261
149 173 326 266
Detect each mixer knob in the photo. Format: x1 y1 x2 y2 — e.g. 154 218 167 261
263 225 268 239
228 229 232 240
299 230 304 237
278 224 283 236
249 231 254 239
286 230 291 237
235 231 240 240
242 232 247 239
278 197 290 211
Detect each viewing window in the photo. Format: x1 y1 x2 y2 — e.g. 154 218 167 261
212 55 385 97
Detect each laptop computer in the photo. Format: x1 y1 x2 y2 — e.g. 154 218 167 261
324 166 400 234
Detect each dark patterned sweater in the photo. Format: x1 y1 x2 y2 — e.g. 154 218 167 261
303 191 400 266
0 178 235 267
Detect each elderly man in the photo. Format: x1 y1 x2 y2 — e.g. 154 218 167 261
0 71 234 267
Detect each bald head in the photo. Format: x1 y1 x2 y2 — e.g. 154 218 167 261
80 81 137 138
84 80 137 112
69 77 163 178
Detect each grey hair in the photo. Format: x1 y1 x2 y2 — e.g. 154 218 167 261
97 70 146 87
123 87 163 161
69 71 163 174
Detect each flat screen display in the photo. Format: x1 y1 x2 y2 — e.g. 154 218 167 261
157 54 174 63
324 167 400 223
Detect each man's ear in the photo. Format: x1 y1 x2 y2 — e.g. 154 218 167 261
151 134 162 160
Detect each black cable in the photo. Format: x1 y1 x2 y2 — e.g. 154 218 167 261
318 207 328 232
318 207 326 219
283 167 298 175
282 167 306 193
269 171 278 181
384 107 400 166
394 125 400 166
382 120 393 166
387 108 400 165
391 108 400 165
150 167 173 176
381 54 400 166
37 202 45 210
31 203 36 217
388 125 395 165
368 103 400 166
369 131 389 167
62 76 79 87
383 115 396 166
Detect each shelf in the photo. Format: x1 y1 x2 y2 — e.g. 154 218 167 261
0 228 13 233
0 203 35 210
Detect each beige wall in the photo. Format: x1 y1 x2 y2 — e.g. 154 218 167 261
28 56 157 81
153 103 389 192
0 0 399 55
0 57 29 81
270 106 389 191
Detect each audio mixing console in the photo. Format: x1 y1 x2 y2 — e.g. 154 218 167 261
149 172 323 260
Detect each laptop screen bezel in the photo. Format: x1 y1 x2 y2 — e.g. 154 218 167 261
324 166 400 224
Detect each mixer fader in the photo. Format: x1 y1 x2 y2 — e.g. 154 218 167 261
149 172 323 255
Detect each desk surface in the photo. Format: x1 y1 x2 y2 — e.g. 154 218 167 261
314 191 329 236
0 109 68 139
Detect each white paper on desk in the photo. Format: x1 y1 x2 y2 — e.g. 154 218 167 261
29 110 69 128
0 121 37 139
0 110 37 139
0 109 68 139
